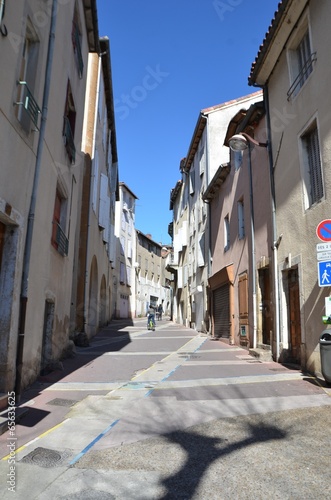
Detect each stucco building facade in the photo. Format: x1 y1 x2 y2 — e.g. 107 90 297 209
0 0 100 395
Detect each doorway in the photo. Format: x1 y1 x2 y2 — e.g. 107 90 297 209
288 267 301 364
258 267 272 345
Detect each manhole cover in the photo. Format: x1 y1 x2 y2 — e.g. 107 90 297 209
47 398 78 407
20 447 71 468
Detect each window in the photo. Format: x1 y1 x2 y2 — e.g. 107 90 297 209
287 28 316 100
51 190 69 256
301 123 323 208
238 199 245 239
72 3 84 78
63 81 76 164
224 215 230 251
15 19 41 131
120 262 126 284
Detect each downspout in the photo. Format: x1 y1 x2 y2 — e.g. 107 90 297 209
252 82 280 361
247 142 257 349
264 84 280 362
203 114 212 333
15 0 58 400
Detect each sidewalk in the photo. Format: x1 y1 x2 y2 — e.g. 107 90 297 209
0 318 330 499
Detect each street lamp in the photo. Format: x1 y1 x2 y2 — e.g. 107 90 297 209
228 132 278 356
228 132 268 151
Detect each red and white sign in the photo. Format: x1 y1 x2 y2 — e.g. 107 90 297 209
316 219 331 242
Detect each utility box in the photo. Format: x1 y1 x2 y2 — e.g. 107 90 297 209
320 330 331 385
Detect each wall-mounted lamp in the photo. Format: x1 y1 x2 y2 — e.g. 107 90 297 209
228 132 268 152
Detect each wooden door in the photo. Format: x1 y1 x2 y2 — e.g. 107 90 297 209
288 268 301 364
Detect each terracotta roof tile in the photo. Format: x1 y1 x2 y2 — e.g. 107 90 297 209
248 0 289 85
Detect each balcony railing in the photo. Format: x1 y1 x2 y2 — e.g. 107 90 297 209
72 22 84 78
287 52 317 100
53 222 69 256
15 81 41 130
63 116 76 164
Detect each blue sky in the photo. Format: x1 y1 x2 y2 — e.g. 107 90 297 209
96 0 280 245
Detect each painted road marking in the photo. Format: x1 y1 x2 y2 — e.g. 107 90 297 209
69 419 120 466
1 419 70 461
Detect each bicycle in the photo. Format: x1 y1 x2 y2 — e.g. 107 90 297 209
147 314 155 331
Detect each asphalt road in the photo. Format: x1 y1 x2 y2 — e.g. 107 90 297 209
0 318 330 499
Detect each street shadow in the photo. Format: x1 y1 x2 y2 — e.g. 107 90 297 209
159 421 287 499
18 320 139 408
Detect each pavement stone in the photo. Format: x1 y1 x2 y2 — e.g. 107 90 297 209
0 318 330 499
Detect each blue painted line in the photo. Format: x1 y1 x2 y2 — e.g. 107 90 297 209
193 338 207 353
69 419 120 466
144 389 154 397
161 365 180 382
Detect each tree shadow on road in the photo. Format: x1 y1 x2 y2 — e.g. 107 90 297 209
159 421 287 500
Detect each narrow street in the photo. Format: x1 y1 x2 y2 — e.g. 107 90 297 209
1 318 330 500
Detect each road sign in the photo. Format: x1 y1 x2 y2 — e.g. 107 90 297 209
316 220 331 242
316 242 331 252
317 251 331 261
318 260 331 287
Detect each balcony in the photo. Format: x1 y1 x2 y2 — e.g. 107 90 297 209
165 251 179 271
15 81 41 130
63 116 76 164
287 52 317 100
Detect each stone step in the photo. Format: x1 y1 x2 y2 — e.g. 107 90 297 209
249 347 273 362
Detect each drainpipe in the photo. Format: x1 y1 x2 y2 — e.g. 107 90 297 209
252 83 280 361
264 85 280 361
15 0 58 400
247 142 257 349
202 114 211 333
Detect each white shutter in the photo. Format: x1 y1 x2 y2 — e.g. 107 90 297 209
99 173 110 229
198 232 205 267
92 152 99 214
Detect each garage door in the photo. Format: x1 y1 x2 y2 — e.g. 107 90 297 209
213 284 230 338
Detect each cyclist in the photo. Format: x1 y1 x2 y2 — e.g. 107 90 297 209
147 305 156 330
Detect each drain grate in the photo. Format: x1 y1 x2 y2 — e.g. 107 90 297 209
47 398 78 407
20 447 71 468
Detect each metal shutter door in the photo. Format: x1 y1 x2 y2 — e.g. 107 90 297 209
213 284 230 338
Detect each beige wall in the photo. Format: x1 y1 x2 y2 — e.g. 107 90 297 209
0 0 97 391
265 0 331 374
209 118 271 346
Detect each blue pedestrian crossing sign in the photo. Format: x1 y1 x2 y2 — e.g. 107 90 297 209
318 260 331 287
